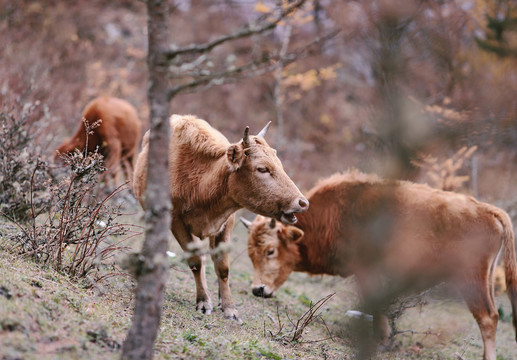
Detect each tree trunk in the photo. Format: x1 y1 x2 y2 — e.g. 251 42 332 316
274 22 292 151
121 0 171 359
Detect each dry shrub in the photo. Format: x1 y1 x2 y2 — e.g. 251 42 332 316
265 293 335 345
385 287 439 347
347 280 440 358
2 108 140 281
0 103 52 221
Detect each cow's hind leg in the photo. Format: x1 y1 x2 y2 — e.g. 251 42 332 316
171 218 212 314
460 279 498 360
104 138 123 187
210 215 240 322
120 150 136 188
120 156 133 188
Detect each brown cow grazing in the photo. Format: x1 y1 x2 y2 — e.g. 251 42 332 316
242 171 517 360
133 115 308 321
55 96 142 185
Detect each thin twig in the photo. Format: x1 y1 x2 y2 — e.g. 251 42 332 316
29 160 40 249
164 0 307 61
167 29 340 99
267 293 336 344
0 211 33 248
57 174 78 269
392 328 440 338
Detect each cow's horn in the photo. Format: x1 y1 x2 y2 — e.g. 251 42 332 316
240 217 252 228
243 126 250 147
257 121 271 138
269 218 276 229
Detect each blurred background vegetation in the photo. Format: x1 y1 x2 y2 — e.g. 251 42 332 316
2 0 517 204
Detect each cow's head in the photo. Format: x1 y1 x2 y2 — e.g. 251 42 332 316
227 122 308 224
241 215 304 298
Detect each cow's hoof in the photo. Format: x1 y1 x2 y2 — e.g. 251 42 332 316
223 307 242 323
196 300 213 315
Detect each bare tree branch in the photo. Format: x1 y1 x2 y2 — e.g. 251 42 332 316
164 0 307 62
167 29 341 99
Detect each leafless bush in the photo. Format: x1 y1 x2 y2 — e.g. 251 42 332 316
8 148 141 280
0 104 52 221
3 112 141 281
386 287 440 347
265 293 335 345
347 283 442 359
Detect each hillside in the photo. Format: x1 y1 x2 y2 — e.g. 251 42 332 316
1 207 517 359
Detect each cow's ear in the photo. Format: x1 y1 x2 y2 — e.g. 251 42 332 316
281 226 304 243
227 144 245 171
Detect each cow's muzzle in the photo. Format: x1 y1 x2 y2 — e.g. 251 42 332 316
298 198 309 210
252 285 274 298
280 197 309 224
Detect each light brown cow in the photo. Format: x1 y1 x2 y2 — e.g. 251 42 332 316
55 96 142 185
242 171 517 360
133 115 308 321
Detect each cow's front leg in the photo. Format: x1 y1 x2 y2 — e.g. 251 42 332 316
171 218 212 314
210 216 240 322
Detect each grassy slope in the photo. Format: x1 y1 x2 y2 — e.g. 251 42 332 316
1 210 516 360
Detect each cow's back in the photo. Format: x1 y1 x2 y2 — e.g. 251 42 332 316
84 97 141 156
392 185 502 279
298 172 504 281
169 115 229 156
168 116 230 202
332 178 502 282
132 115 230 209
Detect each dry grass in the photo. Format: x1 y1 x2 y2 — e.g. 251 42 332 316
1 208 516 360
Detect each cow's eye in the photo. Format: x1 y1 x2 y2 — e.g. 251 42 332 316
266 248 276 257
257 167 270 174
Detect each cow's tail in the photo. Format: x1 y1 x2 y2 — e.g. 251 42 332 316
493 206 517 341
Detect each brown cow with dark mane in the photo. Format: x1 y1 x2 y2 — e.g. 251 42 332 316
55 96 142 185
242 171 517 360
133 115 308 321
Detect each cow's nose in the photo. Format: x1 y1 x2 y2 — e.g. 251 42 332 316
252 286 265 297
298 198 309 210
